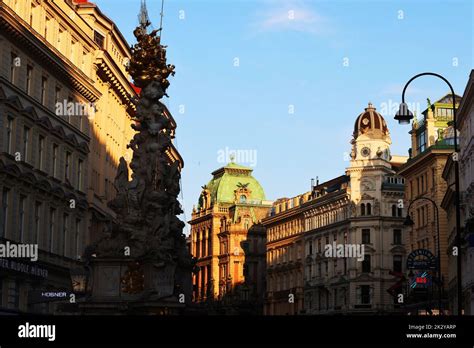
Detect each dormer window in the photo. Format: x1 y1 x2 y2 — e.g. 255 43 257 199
240 195 247 203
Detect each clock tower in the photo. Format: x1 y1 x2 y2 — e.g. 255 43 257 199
346 102 397 215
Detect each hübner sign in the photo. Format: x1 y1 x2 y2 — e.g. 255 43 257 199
0 258 48 278
406 249 437 270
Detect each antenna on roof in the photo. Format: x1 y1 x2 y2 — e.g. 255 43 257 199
159 0 165 37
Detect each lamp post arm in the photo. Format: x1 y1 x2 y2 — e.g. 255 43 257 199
405 196 438 216
402 72 461 314
401 72 457 150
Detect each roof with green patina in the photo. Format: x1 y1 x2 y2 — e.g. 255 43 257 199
200 162 266 206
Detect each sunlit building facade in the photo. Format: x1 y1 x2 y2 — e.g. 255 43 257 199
399 94 461 313
264 103 408 315
189 161 272 310
442 72 474 315
263 194 308 315
0 0 140 313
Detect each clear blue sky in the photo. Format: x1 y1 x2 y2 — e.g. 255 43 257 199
93 0 472 233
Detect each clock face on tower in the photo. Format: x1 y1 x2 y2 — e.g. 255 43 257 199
361 147 371 157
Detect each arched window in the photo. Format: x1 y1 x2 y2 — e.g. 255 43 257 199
240 195 247 203
392 204 397 217
361 203 366 216
367 203 372 215
397 207 403 217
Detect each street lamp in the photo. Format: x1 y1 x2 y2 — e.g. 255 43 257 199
70 267 89 295
405 197 442 315
396 72 462 315
395 102 414 125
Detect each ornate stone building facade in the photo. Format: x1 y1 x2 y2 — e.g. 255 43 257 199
264 103 408 315
399 94 461 313
442 71 474 315
304 104 407 314
0 0 161 314
263 193 309 315
189 162 272 308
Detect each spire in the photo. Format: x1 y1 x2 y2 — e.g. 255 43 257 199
138 0 151 30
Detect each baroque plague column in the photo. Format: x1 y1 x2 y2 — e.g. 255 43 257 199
80 13 194 314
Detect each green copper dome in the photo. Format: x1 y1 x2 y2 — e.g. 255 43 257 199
198 162 266 207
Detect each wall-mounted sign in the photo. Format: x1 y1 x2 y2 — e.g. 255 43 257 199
406 249 437 270
410 271 432 289
0 258 48 278
28 290 71 304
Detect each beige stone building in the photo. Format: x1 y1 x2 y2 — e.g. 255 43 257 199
189 161 272 309
264 103 408 315
263 193 309 315
442 71 474 315
399 94 461 313
0 0 142 313
303 104 407 314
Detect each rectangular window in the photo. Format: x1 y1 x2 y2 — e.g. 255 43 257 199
393 255 403 273
360 285 371 304
49 208 56 253
44 17 50 39
29 2 36 26
26 65 33 94
55 86 61 106
34 201 42 245
0 188 10 238
70 40 75 62
362 229 370 244
77 159 83 190
75 219 81 258
10 53 18 82
19 195 26 242
6 116 13 154
38 135 44 170
362 254 371 273
65 151 71 181
393 229 402 245
52 144 58 177
417 130 426 153
41 76 47 105
94 31 105 48
58 29 63 50
63 214 69 256
23 126 29 162
82 50 87 70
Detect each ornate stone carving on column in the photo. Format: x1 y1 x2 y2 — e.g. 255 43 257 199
84 17 194 311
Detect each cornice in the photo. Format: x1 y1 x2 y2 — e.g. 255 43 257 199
0 4 101 102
